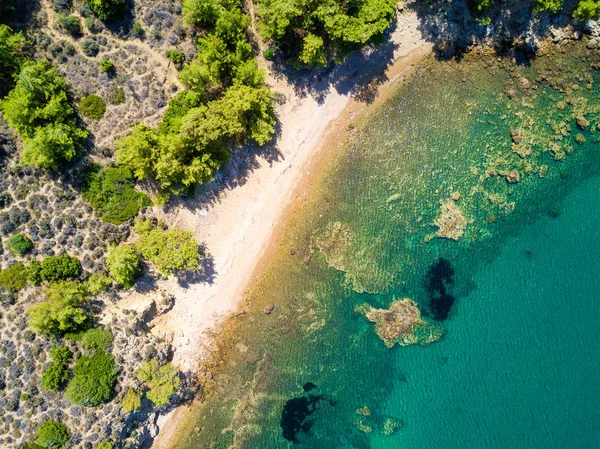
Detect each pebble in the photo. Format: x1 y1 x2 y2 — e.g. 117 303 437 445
264 304 275 314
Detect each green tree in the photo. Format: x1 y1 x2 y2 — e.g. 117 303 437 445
39 254 82 282
81 328 113 352
86 273 112 293
7 233 34 255
36 420 70 448
41 345 72 391
28 281 88 335
100 59 115 73
573 0 600 18
182 0 219 26
535 0 563 12
0 262 28 292
58 15 82 36
115 124 160 181
135 220 200 275
299 33 327 67
136 359 180 407
106 243 141 288
0 25 26 95
79 94 106 119
122 387 142 412
65 351 117 406
96 441 114 449
22 123 86 169
85 0 125 20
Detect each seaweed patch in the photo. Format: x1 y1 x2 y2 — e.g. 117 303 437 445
426 258 456 321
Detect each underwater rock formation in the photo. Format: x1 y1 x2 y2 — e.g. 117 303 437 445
280 395 323 443
317 221 394 294
357 298 444 348
426 258 456 321
431 198 468 241
382 417 404 436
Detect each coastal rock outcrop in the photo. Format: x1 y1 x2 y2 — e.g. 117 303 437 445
356 298 445 348
431 199 468 241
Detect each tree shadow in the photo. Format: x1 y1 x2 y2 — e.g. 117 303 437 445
176 243 217 287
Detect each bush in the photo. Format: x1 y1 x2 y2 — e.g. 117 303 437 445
85 0 125 20
573 0 600 18
54 0 72 13
0 262 28 292
100 59 115 74
85 17 103 33
299 33 326 67
58 15 82 36
41 345 72 391
0 25 27 96
262 48 274 60
7 233 33 255
106 244 140 288
535 0 563 12
96 441 114 449
83 165 151 224
28 281 88 335
121 388 141 412
65 351 117 406
131 21 144 38
0 60 87 169
86 273 112 293
135 220 200 275
107 86 125 104
40 254 82 282
79 94 106 119
81 328 113 352
36 420 70 448
166 49 185 69
81 38 100 56
136 359 180 407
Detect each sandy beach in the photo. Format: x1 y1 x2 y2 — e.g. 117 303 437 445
112 10 433 448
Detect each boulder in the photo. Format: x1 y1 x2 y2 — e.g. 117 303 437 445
577 116 590 129
263 304 275 314
587 38 599 49
510 129 521 143
506 169 520 183
519 78 531 89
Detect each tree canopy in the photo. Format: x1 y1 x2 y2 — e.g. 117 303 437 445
28 281 89 335
65 350 117 406
36 420 70 449
85 0 126 20
106 243 141 288
0 24 26 96
136 359 180 407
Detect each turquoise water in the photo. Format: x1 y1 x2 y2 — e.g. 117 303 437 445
175 44 600 449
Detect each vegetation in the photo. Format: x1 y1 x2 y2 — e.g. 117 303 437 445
79 94 106 119
0 60 88 169
136 359 180 407
573 0 600 19
7 233 33 255
65 350 117 406
28 281 88 335
96 441 115 449
122 387 142 412
58 15 82 36
108 85 125 104
85 0 125 20
36 420 70 448
100 59 115 73
0 24 26 96
41 345 72 391
34 254 82 283
131 20 144 38
0 262 28 292
166 49 186 69
106 243 141 288
81 328 114 352
86 273 112 293
134 220 200 275
535 0 563 12
83 165 151 224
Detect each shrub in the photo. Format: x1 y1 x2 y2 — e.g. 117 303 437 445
100 59 115 74
85 17 103 33
0 263 28 292
28 281 88 335
107 86 125 104
81 38 100 56
131 21 144 38
135 220 200 275
65 351 117 406
7 233 33 255
262 48 274 60
299 34 326 67
41 345 72 391
121 388 141 412
83 165 151 224
96 441 114 449
86 273 112 293
79 94 106 119
136 359 180 407
27 260 43 285
573 0 600 19
85 0 125 20
81 328 113 352
40 254 82 282
58 15 82 36
54 0 72 13
0 60 87 169
106 244 140 288
166 49 185 69
36 420 70 448
535 0 563 12
0 25 27 96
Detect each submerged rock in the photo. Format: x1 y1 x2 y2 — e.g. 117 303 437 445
432 199 468 241
506 169 520 183
382 417 404 436
577 116 590 129
356 298 445 348
356 406 371 416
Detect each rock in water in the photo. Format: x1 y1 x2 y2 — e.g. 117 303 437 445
382 417 404 436
432 199 468 241
506 169 520 183
264 304 275 314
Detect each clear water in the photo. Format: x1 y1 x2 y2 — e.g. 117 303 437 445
173 43 600 449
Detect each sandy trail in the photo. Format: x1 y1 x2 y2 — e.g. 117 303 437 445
120 10 433 448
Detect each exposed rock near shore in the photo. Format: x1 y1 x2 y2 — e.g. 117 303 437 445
431 199 469 241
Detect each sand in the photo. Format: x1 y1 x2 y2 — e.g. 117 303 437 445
116 10 432 448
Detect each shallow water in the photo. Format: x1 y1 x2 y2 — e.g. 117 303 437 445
174 43 600 449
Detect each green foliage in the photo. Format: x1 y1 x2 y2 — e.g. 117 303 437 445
100 59 115 73
131 21 144 37
81 328 113 352
86 273 112 293
65 350 117 406
39 254 82 282
134 220 200 275
535 0 563 12
41 345 72 391
83 164 151 224
166 49 186 69
58 15 82 36
136 359 180 407
36 420 70 448
85 0 125 20
262 48 274 60
96 441 114 449
299 33 327 67
79 94 106 119
1 61 87 169
106 243 140 288
182 0 220 26
122 388 142 412
573 0 600 18
472 0 492 13
107 85 125 104
0 262 28 292
28 281 88 335
7 233 33 255
0 25 26 95
27 259 43 285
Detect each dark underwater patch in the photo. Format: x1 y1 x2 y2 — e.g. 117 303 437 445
303 382 318 392
280 394 323 443
426 258 456 321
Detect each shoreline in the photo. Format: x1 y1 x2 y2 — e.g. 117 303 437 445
145 12 433 448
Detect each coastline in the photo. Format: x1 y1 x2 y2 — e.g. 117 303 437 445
142 12 433 448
